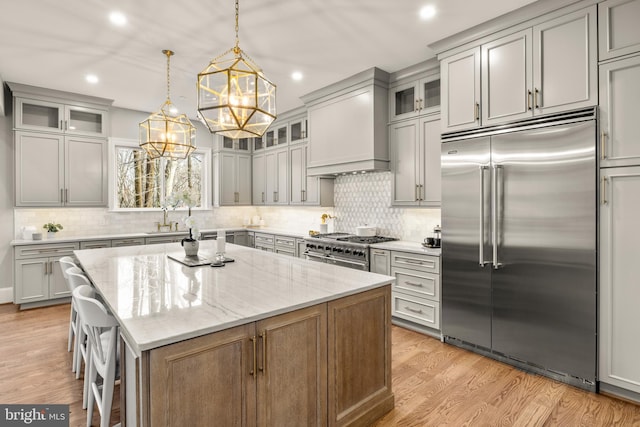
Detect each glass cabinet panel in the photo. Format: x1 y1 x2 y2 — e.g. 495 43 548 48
290 118 308 143
422 79 441 110
223 136 234 149
394 87 416 117
17 100 62 131
67 107 104 135
237 138 250 151
254 137 264 151
277 126 287 144
265 130 275 148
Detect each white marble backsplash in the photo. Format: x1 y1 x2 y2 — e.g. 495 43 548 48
14 172 440 243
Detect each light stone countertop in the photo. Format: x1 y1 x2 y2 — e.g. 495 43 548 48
74 240 394 355
370 240 441 257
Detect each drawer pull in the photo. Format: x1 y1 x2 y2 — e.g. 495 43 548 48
404 306 423 314
404 281 423 288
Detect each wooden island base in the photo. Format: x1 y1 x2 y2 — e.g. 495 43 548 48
122 286 394 426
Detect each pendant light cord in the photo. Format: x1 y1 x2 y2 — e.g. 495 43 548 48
164 49 173 102
234 0 240 54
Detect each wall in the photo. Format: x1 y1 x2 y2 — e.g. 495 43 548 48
0 113 14 302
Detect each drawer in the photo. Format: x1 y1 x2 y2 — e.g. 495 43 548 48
111 238 145 247
275 248 295 257
391 251 439 273
392 267 439 301
80 240 112 249
275 236 295 248
16 242 79 259
254 233 274 245
392 292 440 330
145 235 186 245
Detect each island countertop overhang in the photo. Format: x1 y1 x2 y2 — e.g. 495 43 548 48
74 241 395 354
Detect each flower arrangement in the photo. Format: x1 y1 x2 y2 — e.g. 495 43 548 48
168 189 200 240
321 213 334 224
43 222 63 233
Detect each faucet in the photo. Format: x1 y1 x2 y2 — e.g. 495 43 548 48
156 209 177 232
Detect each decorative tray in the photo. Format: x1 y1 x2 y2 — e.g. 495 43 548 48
168 254 212 267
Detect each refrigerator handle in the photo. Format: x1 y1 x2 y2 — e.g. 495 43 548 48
492 165 503 269
479 166 489 267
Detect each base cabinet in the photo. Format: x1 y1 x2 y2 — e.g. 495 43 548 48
599 166 640 395
14 242 79 306
136 286 393 427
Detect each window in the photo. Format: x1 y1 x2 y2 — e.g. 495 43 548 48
111 139 208 210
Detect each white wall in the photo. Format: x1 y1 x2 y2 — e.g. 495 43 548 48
0 113 14 302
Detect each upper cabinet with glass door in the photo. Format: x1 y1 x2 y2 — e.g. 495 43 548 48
9 83 111 138
215 135 253 152
389 62 441 122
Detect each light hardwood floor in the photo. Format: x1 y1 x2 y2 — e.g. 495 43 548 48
1 303 639 427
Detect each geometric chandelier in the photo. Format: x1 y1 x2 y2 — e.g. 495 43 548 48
197 0 276 139
139 50 197 160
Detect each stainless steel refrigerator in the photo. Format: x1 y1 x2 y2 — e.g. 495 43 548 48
441 108 597 390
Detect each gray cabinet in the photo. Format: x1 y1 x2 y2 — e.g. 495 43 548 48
370 249 390 275
80 240 112 249
390 251 441 337
440 47 481 132
145 234 188 245
389 76 440 122
599 0 640 61
390 115 441 207
213 151 252 206
289 143 334 206
14 242 79 306
599 54 640 168
252 154 266 205
111 237 145 247
254 233 275 252
15 131 108 207
441 6 597 131
274 235 296 257
599 166 640 395
265 147 288 205
296 239 307 258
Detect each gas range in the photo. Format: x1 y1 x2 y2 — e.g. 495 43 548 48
303 233 398 271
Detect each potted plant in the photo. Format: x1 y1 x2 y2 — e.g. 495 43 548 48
43 222 63 238
173 190 200 257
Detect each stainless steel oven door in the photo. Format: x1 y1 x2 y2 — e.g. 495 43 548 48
325 256 368 271
304 251 328 264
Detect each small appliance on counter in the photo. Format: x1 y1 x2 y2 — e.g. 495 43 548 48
423 225 441 248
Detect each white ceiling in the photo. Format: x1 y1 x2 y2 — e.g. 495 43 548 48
0 0 538 118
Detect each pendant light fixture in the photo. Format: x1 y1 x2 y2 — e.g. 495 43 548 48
197 0 276 139
140 50 196 160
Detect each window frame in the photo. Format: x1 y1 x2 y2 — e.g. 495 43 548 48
108 137 211 212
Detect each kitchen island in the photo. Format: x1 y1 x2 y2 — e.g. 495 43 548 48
74 240 395 426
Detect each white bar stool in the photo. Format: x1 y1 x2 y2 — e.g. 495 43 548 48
73 285 120 427
59 256 78 356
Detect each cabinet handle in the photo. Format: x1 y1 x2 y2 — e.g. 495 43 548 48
65 189 68 203
601 176 608 205
527 90 532 110
404 306 423 314
404 281 423 288
415 184 419 201
60 189 64 203
475 103 480 121
600 131 607 160
261 192 265 203
415 99 420 112
419 99 424 110
534 88 540 109
419 184 424 201
249 336 257 378
60 120 64 131
259 331 266 373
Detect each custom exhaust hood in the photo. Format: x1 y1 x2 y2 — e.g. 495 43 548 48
301 67 390 176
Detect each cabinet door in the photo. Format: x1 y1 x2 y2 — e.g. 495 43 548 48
599 166 640 394
14 98 64 132
15 131 64 206
440 47 481 132
265 151 277 204
289 144 305 205
599 0 640 61
49 257 71 298
272 148 288 205
65 137 108 206
14 258 49 303
296 239 307 258
389 80 418 122
599 55 640 168
370 249 390 275
252 154 266 205
256 304 327 427
481 29 533 125
390 120 420 206
149 323 256 426
237 154 252 205
65 105 108 137
220 152 238 205
419 116 441 206
290 117 308 144
533 6 597 115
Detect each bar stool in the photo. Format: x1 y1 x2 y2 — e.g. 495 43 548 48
67 267 94 382
59 256 79 357
73 285 119 427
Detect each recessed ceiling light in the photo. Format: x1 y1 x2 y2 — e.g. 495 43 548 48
419 5 437 20
109 11 127 26
86 74 99 84
291 71 303 81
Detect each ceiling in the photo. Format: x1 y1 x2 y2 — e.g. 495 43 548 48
0 0 538 119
